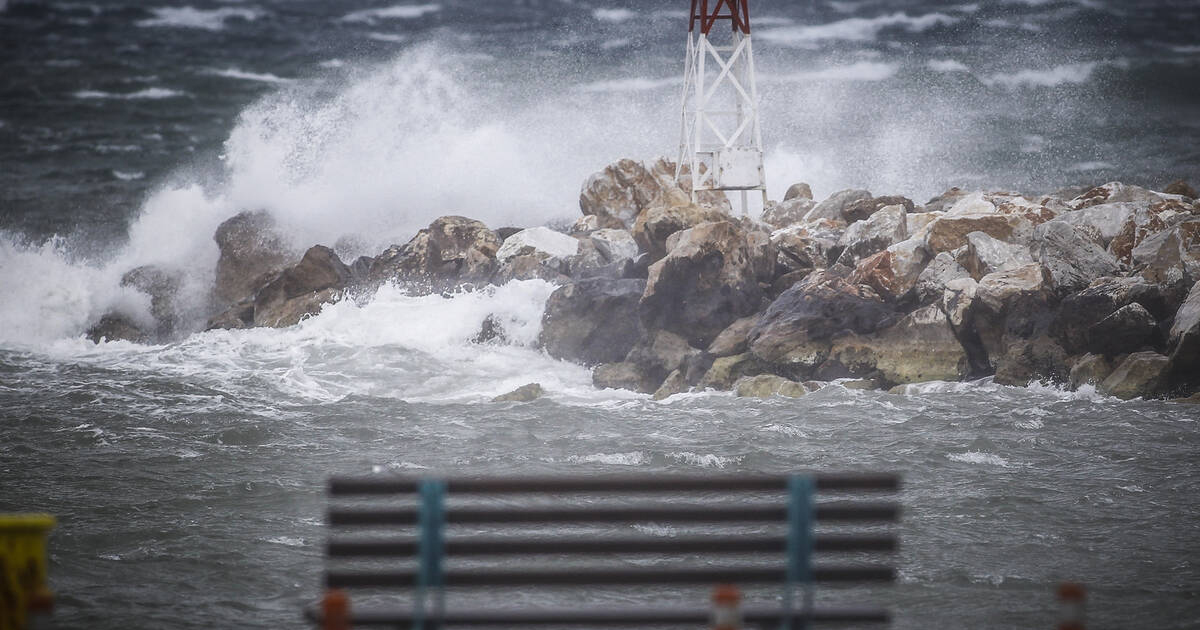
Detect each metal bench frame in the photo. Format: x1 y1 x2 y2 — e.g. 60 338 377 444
310 474 900 628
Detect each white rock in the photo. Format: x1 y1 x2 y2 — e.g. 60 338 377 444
497 227 580 262
945 192 996 216
963 231 1034 279
589 228 640 262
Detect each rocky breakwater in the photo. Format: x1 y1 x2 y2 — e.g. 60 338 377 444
87 158 1200 401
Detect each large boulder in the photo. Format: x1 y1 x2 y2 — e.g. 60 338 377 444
697 352 768 390
771 222 843 274
1168 280 1200 385
370 216 502 291
805 189 871 222
1059 203 1137 247
1131 219 1200 287
251 245 351 328
593 361 659 394
784 182 813 202
748 270 896 374
624 330 699 388
539 277 645 365
842 195 916 223
640 221 763 348
213 210 297 306
1034 221 1122 295
847 238 930 302
993 335 1070 386
922 213 1029 254
916 251 971 304
86 314 149 344
871 304 969 385
733 374 809 398
579 158 727 230
1108 202 1178 264
923 187 969 213
961 232 1033 280
121 265 184 339
1069 182 1174 210
1086 302 1161 357
1051 276 1179 355
761 197 816 229
588 228 640 263
707 314 760 358
633 202 728 261
836 205 907 265
1069 354 1114 390
1100 351 1171 399
493 227 579 283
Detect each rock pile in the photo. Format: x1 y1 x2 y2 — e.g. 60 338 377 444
87 157 1200 400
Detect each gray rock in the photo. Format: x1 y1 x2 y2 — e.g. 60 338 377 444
923 187 969 214
213 210 297 307
633 202 729 262
589 228 640 263
1131 219 1200 288
841 195 916 223
640 221 763 348
805 189 872 222
1069 354 1114 390
539 277 646 365
962 231 1033 280
836 205 907 265
1168 280 1200 385
761 198 816 229
252 245 351 328
580 158 729 230
698 352 768 391
492 383 544 402
370 216 501 292
86 314 148 344
592 362 659 394
652 369 689 400
749 271 896 372
771 224 840 274
784 182 813 202
734 374 809 398
1051 276 1181 355
871 304 969 385
1034 221 1122 295
121 265 184 340
624 330 699 386
1060 202 1138 247
1100 351 1171 399
707 315 760 358
1086 303 1160 356
916 252 971 304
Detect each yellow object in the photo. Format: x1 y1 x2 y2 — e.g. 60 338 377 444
0 514 55 630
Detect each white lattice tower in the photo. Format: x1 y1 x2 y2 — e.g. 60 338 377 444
676 0 767 216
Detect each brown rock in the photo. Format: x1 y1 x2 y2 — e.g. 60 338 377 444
213 210 297 306
593 362 659 394
1100 351 1171 399
923 214 1026 254
1069 353 1113 390
1164 179 1197 200
492 383 544 402
707 315 760 357
784 182 813 202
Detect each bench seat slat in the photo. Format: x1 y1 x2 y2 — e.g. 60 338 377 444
328 503 899 526
306 605 891 625
330 474 899 495
326 565 895 588
328 534 897 556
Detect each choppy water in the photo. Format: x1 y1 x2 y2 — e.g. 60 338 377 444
3 0 1200 628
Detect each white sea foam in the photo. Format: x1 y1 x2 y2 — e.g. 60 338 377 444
1168 44 1200 54
947 451 1010 467
568 452 649 466
927 59 970 73
767 61 899 83
367 32 408 44
204 68 292 84
1067 161 1115 172
667 452 738 469
575 77 675 93
74 88 185 100
340 4 440 25
758 12 959 46
137 7 262 31
593 9 635 23
112 170 145 181
982 62 1099 88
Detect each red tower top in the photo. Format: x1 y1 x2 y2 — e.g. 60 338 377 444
689 0 751 35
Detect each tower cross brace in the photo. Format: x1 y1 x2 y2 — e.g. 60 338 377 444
676 0 767 216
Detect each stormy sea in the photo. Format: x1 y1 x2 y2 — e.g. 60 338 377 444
2 0 1199 628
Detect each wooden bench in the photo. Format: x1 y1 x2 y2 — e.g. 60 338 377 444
309 473 900 628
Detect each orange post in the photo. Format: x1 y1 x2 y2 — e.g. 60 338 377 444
711 584 742 630
1057 582 1085 630
322 589 351 630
